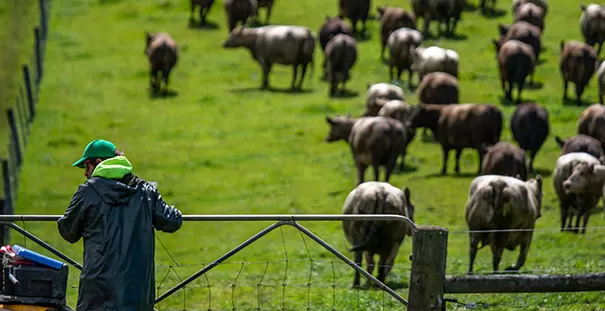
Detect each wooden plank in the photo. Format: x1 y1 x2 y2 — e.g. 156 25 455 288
445 273 605 293
408 225 448 311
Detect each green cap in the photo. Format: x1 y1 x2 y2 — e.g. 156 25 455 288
72 139 117 168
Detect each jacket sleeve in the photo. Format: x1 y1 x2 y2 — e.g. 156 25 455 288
57 186 86 243
150 186 183 233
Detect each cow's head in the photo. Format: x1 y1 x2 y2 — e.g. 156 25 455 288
223 27 253 48
563 162 597 194
325 114 355 142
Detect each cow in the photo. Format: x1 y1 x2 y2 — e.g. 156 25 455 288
512 0 548 16
144 32 178 93
465 174 543 274
554 152 602 234
377 6 416 60
338 0 371 36
481 141 528 181
559 40 598 106
577 104 605 152
223 0 257 32
562 161 605 233
222 26 315 91
417 72 459 105
253 0 274 25
377 99 417 169
497 22 542 74
580 4 605 57
318 16 354 78
409 0 465 37
493 40 535 102
597 61 605 104
513 3 545 31
325 34 358 96
386 27 423 85
411 45 459 82
555 134 604 159
325 116 408 185
342 182 415 288
364 83 405 116
510 102 549 173
190 0 215 26
406 103 503 175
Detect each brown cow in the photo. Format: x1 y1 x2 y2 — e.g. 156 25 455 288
386 27 423 85
465 175 543 274
555 134 604 159
222 26 315 91
364 83 405 116
325 116 408 185
560 40 598 106
145 32 178 93
223 0 257 32
417 72 460 105
318 16 353 78
511 102 549 172
481 141 528 181
514 3 545 31
190 0 215 26
406 104 503 175
325 34 358 96
577 104 605 151
512 0 548 16
494 39 535 102
554 152 601 233
410 0 465 37
497 22 542 75
562 160 605 233
342 182 414 288
580 4 605 57
253 0 274 25
338 0 370 36
377 6 416 60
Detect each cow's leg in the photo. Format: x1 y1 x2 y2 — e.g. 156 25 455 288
299 63 309 90
576 82 586 106
384 155 398 182
356 162 368 185
408 69 413 87
149 69 157 90
598 41 603 56
455 148 463 174
477 149 485 175
573 210 582 234
330 73 337 97
261 62 272 90
190 2 196 22
353 250 363 288
517 80 525 103
507 239 531 271
467 234 480 275
562 79 568 100
581 211 590 234
372 163 380 182
364 251 375 287
162 68 172 91
378 243 400 285
441 147 450 175
528 150 537 172
423 14 431 36
200 7 207 25
490 244 504 274
291 64 299 91
265 6 272 24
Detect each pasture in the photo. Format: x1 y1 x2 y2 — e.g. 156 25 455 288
4 0 605 310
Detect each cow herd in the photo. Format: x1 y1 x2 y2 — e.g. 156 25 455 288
140 0 605 289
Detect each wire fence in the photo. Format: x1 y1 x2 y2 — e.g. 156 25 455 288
0 0 50 245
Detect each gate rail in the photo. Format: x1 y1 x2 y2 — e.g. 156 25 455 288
0 214 416 308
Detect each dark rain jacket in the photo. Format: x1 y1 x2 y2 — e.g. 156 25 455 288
58 156 183 311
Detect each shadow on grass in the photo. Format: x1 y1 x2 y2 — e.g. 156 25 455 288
444 32 468 41
480 8 506 19
330 89 359 99
562 97 591 107
423 172 478 178
188 19 219 30
530 167 552 177
393 162 418 175
463 2 477 11
231 86 314 94
526 81 543 90
499 96 538 106
354 31 372 42
149 89 178 99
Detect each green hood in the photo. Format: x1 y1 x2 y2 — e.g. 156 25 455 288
91 156 134 179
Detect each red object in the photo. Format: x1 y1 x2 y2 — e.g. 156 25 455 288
1 245 35 266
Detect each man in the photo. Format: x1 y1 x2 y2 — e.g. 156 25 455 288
58 139 183 311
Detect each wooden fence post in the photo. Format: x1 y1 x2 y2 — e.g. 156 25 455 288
7 109 22 169
22 65 35 121
16 97 28 147
34 27 42 85
408 225 448 311
39 0 48 41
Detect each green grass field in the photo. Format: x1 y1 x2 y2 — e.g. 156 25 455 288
5 0 605 310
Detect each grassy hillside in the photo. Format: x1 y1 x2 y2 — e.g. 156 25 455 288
11 0 605 310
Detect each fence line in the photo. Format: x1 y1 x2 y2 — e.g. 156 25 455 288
1 0 51 245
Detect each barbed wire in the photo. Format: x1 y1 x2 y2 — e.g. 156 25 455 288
449 225 605 234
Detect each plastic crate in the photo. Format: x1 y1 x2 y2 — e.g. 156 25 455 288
3 264 68 299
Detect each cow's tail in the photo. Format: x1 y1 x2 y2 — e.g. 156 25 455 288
489 179 508 217
350 191 385 252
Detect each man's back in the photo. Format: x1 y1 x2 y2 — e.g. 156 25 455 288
58 156 182 311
